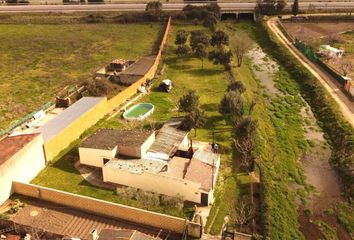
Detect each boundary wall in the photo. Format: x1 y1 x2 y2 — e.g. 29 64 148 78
12 181 202 238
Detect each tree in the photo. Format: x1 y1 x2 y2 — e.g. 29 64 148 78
233 117 258 172
219 90 244 119
190 30 209 51
227 80 246 94
292 0 299 16
235 200 254 232
203 12 218 32
195 43 208 69
180 108 206 136
256 0 287 15
210 30 229 47
178 90 200 113
145 1 162 20
208 48 233 70
232 33 253 67
176 45 189 57
330 58 353 77
175 30 188 45
206 2 221 19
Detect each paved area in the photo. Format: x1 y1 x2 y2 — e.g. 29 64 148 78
268 16 354 128
11 198 178 240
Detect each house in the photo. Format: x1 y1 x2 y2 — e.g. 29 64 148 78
95 59 134 78
318 45 344 58
112 55 156 86
0 133 45 205
79 129 155 168
78 118 220 205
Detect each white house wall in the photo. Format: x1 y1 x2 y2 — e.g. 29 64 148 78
102 166 202 203
79 147 117 167
0 135 45 205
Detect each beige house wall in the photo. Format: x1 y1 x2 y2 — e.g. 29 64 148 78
102 166 202 203
79 147 117 168
0 135 45 205
12 182 202 238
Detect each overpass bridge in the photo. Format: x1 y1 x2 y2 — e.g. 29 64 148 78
0 2 353 14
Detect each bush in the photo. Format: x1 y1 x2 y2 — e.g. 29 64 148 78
0 213 9 220
83 78 115 97
160 194 184 210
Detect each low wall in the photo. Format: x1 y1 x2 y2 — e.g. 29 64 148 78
12 182 202 238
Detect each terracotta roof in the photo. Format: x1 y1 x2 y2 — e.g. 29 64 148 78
161 156 189 179
80 129 154 150
185 158 214 191
0 133 40 166
98 229 155 240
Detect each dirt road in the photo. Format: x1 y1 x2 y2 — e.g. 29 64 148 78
267 17 354 128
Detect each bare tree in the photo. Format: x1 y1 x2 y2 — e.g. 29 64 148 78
231 33 253 67
330 58 353 77
234 200 254 232
233 117 258 172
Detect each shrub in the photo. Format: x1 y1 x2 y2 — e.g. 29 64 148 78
160 194 184 210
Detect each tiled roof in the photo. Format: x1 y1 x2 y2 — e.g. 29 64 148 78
184 158 214 191
0 133 40 166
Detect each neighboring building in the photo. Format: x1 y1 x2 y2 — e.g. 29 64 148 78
79 118 220 205
95 59 134 78
0 133 45 205
34 97 107 161
112 55 156 86
344 77 354 98
79 129 155 167
318 45 344 58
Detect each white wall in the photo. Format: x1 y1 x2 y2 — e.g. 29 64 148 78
79 147 117 167
0 135 45 205
140 132 155 157
103 166 202 203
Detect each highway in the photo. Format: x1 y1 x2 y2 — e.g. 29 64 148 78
0 2 353 13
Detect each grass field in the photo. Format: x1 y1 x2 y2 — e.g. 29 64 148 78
0 19 161 130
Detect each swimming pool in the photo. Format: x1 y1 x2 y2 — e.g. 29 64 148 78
123 103 154 121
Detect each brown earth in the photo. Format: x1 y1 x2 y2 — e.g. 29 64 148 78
281 22 354 43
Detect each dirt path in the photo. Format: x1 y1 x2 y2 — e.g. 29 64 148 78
267 17 354 128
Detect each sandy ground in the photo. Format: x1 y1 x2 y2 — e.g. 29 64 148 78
282 22 354 43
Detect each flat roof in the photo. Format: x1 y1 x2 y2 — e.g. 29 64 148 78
35 97 105 143
0 133 40 166
106 157 166 174
81 129 154 150
122 55 156 76
148 118 189 156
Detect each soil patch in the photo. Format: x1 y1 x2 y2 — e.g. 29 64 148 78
281 22 354 43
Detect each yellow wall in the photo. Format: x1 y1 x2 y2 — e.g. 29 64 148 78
79 146 117 168
44 98 107 161
12 181 202 238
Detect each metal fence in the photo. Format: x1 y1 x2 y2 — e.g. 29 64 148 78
0 101 52 137
294 39 346 86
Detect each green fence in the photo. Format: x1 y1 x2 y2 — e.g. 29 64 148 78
0 101 52 137
294 39 346 86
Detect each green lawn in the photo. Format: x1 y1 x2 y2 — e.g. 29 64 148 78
0 19 161 130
